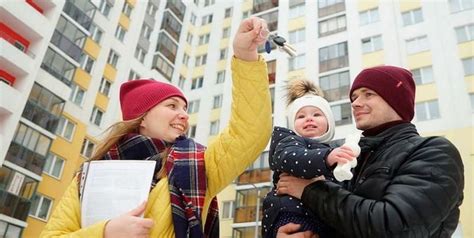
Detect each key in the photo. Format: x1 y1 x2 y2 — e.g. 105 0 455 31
268 34 297 57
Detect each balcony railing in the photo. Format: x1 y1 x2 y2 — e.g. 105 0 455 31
157 43 177 63
253 0 279 14
22 100 61 133
40 63 73 87
0 189 32 221
236 168 272 185
51 30 82 62
318 2 346 18
165 1 185 21
63 1 93 30
161 23 181 42
319 55 349 73
5 142 47 176
234 205 263 223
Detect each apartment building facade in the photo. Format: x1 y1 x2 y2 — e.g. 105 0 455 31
0 0 472 237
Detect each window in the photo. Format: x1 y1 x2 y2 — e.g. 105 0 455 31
319 15 346 37
222 201 235 219
29 194 53 220
186 33 193 44
289 3 305 19
41 48 76 85
178 76 186 89
81 138 95 158
331 103 352 125
115 25 127 41
202 14 213 25
188 100 200 113
128 70 140 81
122 2 133 17
11 123 52 168
210 120 220 135
216 71 225 84
222 27 230 38
190 13 197 25
198 33 210 45
411 66 434 85
219 48 227 60
24 83 65 133
99 78 112 96
70 83 85 106
140 24 152 40
56 116 76 141
289 28 305 44
204 0 215 6
289 54 305 71
462 57 474 76
90 24 103 43
455 24 474 43
406 35 429 54
90 107 104 126
470 93 474 112
183 53 190 65
318 0 345 18
80 53 94 74
213 94 223 109
146 2 157 17
98 0 112 17
402 8 423 26
449 0 473 13
225 7 233 18
191 77 204 89
156 33 178 63
416 100 440 121
319 42 349 72
152 55 174 80
242 11 250 19
361 35 383 53
319 71 350 102
0 221 22 238
188 125 197 138
195 54 207 66
135 46 146 63
359 8 379 25
43 154 65 178
107 50 119 67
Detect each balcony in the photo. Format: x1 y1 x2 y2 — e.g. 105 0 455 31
157 43 177 64
319 55 349 73
161 12 181 42
5 142 46 176
165 0 185 21
236 168 272 185
51 30 82 62
318 2 346 18
234 205 262 223
253 0 279 14
40 62 74 87
63 1 94 30
0 189 31 221
22 100 61 133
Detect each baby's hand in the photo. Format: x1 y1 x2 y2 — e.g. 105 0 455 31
326 145 355 167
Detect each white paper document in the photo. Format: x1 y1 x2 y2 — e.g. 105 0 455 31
80 160 156 228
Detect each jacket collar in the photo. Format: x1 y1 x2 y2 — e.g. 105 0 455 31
359 122 418 152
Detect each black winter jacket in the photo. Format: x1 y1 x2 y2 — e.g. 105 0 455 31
301 123 464 238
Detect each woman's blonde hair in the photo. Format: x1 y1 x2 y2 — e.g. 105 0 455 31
88 114 168 179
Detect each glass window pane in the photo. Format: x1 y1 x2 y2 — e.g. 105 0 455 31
38 197 52 219
429 101 440 119
416 103 427 121
52 158 64 177
43 154 53 174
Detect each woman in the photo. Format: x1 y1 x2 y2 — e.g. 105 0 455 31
40 17 272 238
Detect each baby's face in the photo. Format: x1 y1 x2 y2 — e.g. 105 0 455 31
294 106 328 138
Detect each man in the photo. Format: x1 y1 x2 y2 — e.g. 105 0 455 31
276 65 464 238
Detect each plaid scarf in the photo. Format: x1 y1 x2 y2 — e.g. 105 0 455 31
80 134 219 237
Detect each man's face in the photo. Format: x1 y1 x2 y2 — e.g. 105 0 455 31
351 87 402 130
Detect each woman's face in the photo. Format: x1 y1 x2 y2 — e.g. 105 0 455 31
139 96 189 143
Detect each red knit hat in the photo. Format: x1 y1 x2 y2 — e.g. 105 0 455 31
120 79 187 120
349 65 416 121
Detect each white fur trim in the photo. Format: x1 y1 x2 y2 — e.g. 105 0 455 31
287 95 335 142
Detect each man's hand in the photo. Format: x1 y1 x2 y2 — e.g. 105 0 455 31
104 201 154 238
277 173 323 199
276 223 318 238
233 17 268 61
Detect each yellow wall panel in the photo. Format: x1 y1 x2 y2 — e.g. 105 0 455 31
241 0 252 11
220 39 230 48
415 83 437 102
217 60 226 71
196 45 209 55
458 41 474 58
465 76 474 92
185 44 193 53
104 63 117 81
362 51 385 68
192 66 205 78
189 114 198 124
223 18 232 28
399 0 422 12
84 38 100 60
407 51 432 69
210 108 221 121
358 0 379 11
95 92 109 111
126 0 136 6
217 186 237 237
200 24 212 34
180 65 188 76
73 68 92 90
288 17 305 31
119 13 130 30
188 25 195 33
288 69 305 80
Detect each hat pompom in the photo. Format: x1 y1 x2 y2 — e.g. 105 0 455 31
286 79 324 106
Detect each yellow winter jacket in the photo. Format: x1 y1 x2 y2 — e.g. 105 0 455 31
40 56 272 238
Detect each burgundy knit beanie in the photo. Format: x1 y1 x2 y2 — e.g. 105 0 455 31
120 79 187 120
349 65 416 121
